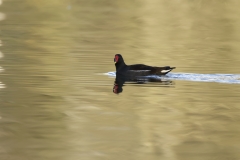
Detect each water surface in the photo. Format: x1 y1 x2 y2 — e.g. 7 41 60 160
1 0 240 160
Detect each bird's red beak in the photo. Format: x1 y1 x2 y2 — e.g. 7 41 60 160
114 55 119 64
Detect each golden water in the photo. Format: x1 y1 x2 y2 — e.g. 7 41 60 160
1 0 240 160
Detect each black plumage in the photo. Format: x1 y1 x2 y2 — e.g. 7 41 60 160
114 54 176 76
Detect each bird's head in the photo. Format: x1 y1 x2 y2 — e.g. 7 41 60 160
114 54 124 64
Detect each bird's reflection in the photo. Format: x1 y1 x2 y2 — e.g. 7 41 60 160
113 74 173 94
113 75 126 94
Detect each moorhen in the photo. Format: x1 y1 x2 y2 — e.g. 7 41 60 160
114 54 176 77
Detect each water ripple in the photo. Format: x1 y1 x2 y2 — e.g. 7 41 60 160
105 72 240 84
0 1 5 89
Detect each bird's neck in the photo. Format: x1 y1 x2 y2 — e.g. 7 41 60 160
115 61 126 70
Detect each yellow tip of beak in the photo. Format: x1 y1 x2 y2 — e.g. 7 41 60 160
114 62 116 63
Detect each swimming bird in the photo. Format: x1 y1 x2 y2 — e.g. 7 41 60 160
114 54 176 76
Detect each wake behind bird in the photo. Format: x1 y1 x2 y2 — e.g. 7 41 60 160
105 72 240 84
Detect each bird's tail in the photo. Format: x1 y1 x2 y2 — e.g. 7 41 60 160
160 66 176 74
165 66 176 70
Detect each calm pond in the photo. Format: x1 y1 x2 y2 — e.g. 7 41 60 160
1 0 240 160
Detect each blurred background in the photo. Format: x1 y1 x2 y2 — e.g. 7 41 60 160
1 0 240 160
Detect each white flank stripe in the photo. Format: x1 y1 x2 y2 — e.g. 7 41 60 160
161 69 171 73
